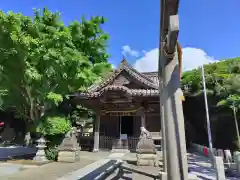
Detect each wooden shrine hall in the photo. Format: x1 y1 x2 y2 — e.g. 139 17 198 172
71 59 162 152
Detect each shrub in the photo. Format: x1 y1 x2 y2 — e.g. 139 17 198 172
36 115 71 161
37 116 71 136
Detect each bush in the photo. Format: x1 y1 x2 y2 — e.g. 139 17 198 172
37 116 71 136
36 115 71 161
45 146 58 161
44 134 65 161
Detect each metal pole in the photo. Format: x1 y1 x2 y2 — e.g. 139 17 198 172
119 116 122 137
201 65 214 161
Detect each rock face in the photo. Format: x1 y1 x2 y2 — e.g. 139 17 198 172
136 127 158 167
58 127 80 163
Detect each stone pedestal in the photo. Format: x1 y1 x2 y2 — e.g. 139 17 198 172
58 130 80 163
58 150 80 162
136 138 158 167
33 137 49 162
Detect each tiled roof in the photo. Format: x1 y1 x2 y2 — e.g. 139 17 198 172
87 58 158 93
142 72 159 85
76 85 159 98
73 58 160 99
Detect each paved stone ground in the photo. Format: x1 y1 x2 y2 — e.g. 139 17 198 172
0 151 110 180
0 160 95 180
109 152 239 180
1 150 239 180
105 152 161 180
188 153 239 180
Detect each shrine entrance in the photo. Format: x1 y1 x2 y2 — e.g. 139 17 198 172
72 59 161 152
120 116 134 137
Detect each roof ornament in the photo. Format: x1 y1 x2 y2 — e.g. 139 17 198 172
121 56 127 65
117 56 127 71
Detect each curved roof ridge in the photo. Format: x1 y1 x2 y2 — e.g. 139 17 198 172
78 85 159 98
88 58 158 92
120 59 156 83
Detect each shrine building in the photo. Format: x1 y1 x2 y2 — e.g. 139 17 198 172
71 59 162 152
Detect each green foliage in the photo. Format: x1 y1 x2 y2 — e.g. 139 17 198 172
45 146 58 161
0 8 112 124
217 95 240 110
37 115 71 136
182 57 240 150
182 57 240 95
46 92 63 106
70 104 94 125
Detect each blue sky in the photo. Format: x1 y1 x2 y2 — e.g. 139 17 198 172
1 0 240 71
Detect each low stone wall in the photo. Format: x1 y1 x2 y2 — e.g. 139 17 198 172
191 143 240 177
190 143 216 157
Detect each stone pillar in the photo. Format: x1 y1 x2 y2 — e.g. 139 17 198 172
215 156 226 180
224 149 232 167
141 111 146 128
159 57 167 172
161 15 188 180
93 113 100 152
235 151 240 173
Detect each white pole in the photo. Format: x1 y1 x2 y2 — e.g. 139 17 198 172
119 116 122 138
201 64 214 162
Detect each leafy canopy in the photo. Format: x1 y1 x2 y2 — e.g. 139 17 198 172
0 8 112 122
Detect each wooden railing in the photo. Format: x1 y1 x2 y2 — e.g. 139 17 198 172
128 136 139 150
99 136 113 150
99 136 139 151
78 134 161 151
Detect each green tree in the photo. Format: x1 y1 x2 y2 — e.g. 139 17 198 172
181 57 240 150
0 8 112 126
217 95 240 148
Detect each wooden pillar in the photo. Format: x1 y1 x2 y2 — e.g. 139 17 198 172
93 113 100 152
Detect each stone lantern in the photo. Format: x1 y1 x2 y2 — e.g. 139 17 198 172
33 137 49 162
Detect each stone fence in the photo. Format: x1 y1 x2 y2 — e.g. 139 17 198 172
191 143 240 177
191 143 216 157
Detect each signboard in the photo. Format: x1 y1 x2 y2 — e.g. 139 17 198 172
120 134 128 140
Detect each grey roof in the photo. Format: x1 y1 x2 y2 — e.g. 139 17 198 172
142 72 159 85
75 59 159 99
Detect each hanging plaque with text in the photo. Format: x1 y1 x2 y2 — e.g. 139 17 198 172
120 134 128 140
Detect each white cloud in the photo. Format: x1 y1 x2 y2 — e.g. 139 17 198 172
122 45 140 57
133 47 217 72
133 48 159 72
142 50 147 54
182 47 217 71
